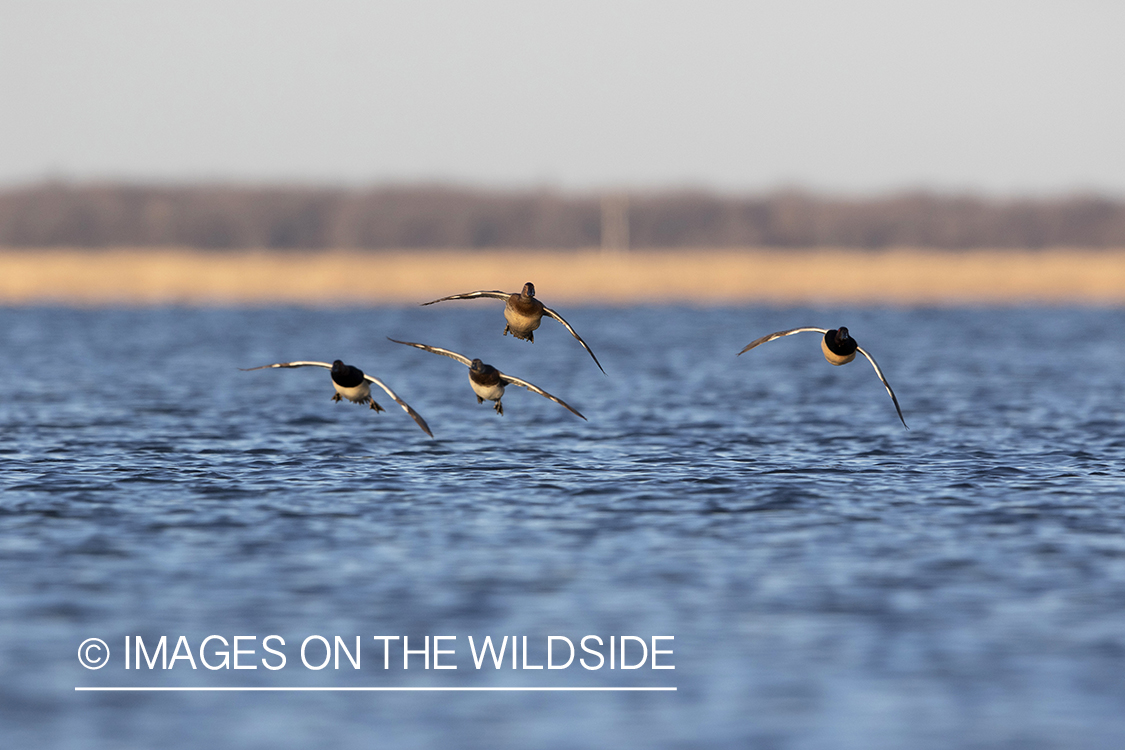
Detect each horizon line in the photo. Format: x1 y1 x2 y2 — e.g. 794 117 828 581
76 686 677 692
3 178 1123 202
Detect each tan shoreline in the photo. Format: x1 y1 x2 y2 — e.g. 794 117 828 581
1 247 1124 305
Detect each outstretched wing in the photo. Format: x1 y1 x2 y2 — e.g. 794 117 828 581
420 290 511 306
386 338 474 368
737 328 828 356
855 346 908 429
498 372 587 421
363 375 434 437
240 361 333 371
541 305 606 375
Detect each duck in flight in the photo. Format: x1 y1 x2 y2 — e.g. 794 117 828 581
387 338 587 420
421 282 605 374
240 359 433 437
737 327 907 429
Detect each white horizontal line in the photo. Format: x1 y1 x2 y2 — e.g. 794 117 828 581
75 686 676 692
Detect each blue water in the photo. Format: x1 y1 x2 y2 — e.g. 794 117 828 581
2 304 1124 749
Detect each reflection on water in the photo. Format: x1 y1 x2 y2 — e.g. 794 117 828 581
1 305 1124 749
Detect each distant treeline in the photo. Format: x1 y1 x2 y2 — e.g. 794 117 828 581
2 182 1124 249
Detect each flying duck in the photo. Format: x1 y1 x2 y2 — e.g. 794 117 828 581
737 327 907 428
421 282 605 374
240 359 433 437
387 338 587 420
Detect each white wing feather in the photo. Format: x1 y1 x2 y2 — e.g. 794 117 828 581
240 361 333 371
363 374 433 437
386 339 474 367
737 328 828 356
420 290 511 306
541 305 605 374
499 372 587 420
855 346 908 429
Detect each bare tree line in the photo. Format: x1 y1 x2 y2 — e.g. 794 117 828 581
2 182 1124 249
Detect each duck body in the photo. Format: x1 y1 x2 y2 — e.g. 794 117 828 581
329 360 379 408
468 359 507 409
821 328 858 366
503 285 545 341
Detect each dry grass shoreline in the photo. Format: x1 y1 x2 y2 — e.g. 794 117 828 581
2 247 1124 306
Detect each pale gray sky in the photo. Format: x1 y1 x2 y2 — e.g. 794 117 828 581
2 1 1123 195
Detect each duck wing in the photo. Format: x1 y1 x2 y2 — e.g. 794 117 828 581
498 372 587 421
541 305 606 375
240 361 333 371
420 290 512 306
855 346 908 429
386 338 474 368
737 327 828 355
363 375 434 437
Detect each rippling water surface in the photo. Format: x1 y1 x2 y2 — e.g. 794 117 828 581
2 304 1124 749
